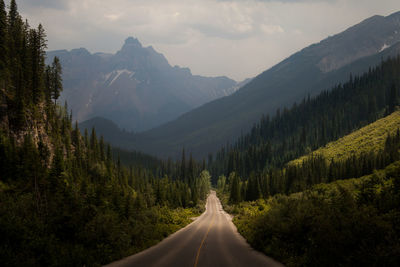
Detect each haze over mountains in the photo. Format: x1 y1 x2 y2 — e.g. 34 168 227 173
74 11 400 160
122 11 400 159
47 37 242 132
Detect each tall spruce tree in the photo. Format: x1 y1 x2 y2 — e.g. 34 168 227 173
229 172 241 204
0 0 7 85
389 83 399 114
7 0 22 92
51 56 62 104
181 148 186 181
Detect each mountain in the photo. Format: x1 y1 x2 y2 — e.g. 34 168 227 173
46 37 238 132
124 11 400 159
78 116 135 146
205 55 400 183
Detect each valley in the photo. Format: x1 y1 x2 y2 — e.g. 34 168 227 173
1 1 400 266
83 11 400 160
106 191 282 267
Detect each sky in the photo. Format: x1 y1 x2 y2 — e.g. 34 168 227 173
13 0 400 81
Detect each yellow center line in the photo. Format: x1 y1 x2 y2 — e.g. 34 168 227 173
194 202 216 267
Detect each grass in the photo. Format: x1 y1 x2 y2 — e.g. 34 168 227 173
290 110 400 165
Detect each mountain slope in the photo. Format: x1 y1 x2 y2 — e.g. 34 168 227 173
46 37 238 132
78 116 135 147
127 11 400 159
226 112 400 266
205 55 400 185
290 110 400 166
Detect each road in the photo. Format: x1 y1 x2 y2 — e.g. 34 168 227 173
105 191 283 267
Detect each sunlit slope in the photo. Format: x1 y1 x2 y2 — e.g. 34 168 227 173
290 110 400 165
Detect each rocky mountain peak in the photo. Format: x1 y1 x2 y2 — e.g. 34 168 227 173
123 37 142 47
46 37 238 132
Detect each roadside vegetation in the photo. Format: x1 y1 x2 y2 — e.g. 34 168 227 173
225 162 400 266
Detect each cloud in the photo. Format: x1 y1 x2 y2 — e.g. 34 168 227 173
104 13 122 22
217 0 336 2
15 0 400 80
19 0 68 10
260 24 284 34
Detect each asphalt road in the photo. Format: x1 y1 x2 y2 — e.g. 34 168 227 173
105 191 283 267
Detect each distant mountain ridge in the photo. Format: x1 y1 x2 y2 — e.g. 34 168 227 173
47 37 240 132
122 11 400 159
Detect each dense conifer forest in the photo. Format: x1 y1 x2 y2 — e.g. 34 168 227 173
214 57 400 266
0 1 210 265
211 55 400 197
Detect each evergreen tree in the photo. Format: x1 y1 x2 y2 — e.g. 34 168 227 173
180 148 186 181
0 0 8 85
188 153 195 183
229 172 241 204
388 83 398 114
7 0 23 93
44 65 52 104
51 56 62 104
99 136 105 161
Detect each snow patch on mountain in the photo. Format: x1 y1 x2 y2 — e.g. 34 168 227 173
106 69 135 86
379 43 390 52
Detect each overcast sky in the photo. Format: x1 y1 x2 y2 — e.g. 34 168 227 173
13 0 400 81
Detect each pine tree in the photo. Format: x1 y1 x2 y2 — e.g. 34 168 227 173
51 56 62 105
106 143 112 170
7 0 23 92
49 146 65 190
90 127 98 160
229 172 241 203
29 24 46 104
99 136 105 161
37 24 46 71
0 0 8 85
388 83 398 114
188 153 194 183
180 148 186 181
44 65 52 104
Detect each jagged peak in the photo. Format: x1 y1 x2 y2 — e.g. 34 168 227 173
70 47 91 56
123 37 142 47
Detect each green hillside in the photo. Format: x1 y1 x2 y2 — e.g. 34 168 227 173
219 115 400 266
290 110 400 165
230 160 400 267
208 55 400 186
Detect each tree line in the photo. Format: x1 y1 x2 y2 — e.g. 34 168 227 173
219 128 400 203
209 56 400 183
214 56 400 202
